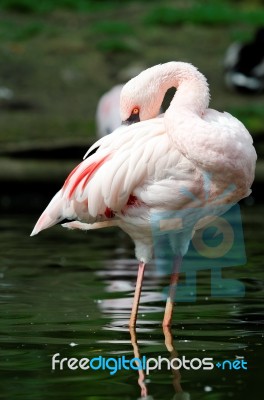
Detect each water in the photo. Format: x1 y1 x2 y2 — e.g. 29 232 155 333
0 204 263 400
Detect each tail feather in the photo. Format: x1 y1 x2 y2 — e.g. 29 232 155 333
30 190 65 236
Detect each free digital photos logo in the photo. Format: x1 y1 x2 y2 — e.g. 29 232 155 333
150 173 246 302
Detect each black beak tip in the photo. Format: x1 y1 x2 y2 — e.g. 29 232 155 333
123 113 140 125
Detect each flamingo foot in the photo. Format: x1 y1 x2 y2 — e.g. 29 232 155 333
61 221 91 230
62 220 120 231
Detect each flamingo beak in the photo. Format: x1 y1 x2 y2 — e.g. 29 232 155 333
122 113 140 125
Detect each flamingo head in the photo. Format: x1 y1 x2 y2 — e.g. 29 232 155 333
120 64 164 125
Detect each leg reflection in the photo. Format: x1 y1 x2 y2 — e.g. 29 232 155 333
163 326 183 394
129 326 150 399
129 326 190 400
163 326 191 400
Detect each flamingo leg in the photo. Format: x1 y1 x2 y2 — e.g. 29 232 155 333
129 261 145 327
163 255 182 327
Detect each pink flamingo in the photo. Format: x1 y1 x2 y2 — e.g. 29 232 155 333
31 62 256 327
96 84 124 138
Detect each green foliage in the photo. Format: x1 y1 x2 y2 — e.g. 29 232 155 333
0 20 45 41
229 105 264 133
0 0 49 13
92 21 135 53
92 21 133 36
0 0 134 13
96 38 138 53
145 2 264 26
0 0 93 13
1 0 264 26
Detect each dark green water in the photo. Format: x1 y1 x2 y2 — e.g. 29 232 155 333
0 204 263 400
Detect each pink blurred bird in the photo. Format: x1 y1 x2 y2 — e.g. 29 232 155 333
31 62 256 327
96 84 124 138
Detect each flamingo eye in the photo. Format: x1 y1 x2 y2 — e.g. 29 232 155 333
122 107 140 125
132 107 139 115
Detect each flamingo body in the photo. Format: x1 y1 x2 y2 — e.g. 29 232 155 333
31 62 257 326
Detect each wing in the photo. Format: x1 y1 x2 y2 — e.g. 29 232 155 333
31 117 180 235
168 108 256 194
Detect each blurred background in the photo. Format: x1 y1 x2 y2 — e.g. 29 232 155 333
0 1 264 400
0 0 263 211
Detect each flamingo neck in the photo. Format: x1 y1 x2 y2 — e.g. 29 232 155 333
157 62 210 116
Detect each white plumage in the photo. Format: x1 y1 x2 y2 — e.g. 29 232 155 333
31 61 257 327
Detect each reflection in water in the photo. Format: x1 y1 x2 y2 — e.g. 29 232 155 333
96 250 262 399
0 211 263 400
129 325 191 400
163 326 183 395
98 258 190 398
129 327 149 399
97 259 165 329
98 258 189 397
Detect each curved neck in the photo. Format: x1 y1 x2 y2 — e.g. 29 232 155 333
156 62 210 116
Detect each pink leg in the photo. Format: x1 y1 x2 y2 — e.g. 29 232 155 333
129 261 145 327
163 256 182 327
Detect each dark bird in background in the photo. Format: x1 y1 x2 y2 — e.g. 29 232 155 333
224 27 264 94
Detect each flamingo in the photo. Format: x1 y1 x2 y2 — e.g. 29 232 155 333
96 84 124 138
31 62 257 327
95 67 159 138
